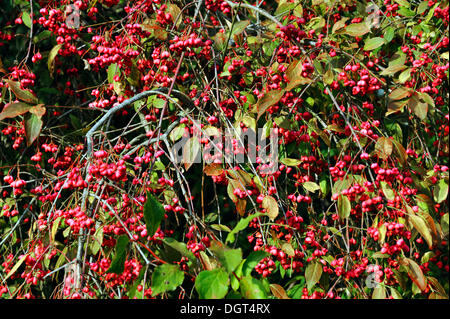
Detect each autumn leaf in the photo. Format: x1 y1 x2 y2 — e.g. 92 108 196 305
262 195 279 221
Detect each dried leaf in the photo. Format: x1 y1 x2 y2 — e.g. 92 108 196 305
408 211 433 249
375 137 393 160
204 163 224 176
285 60 313 90
380 64 407 76
5 80 38 104
389 87 411 100
236 198 247 216
408 94 428 120
262 195 279 221
0 102 33 121
255 90 285 120
398 257 427 292
29 104 46 117
270 284 290 299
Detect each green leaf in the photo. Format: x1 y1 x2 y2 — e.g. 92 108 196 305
408 94 428 120
226 213 263 244
48 44 63 77
441 213 449 236
24 113 43 146
169 124 186 142
363 37 385 51
33 30 52 43
394 0 410 7
275 1 296 16
332 17 349 34
22 11 32 28
337 195 351 220
51 217 62 242
210 224 231 232
380 181 395 201
303 181 321 193
163 237 197 262
242 251 268 276
91 226 103 255
433 179 448 204
384 26 395 43
398 68 412 84
262 195 279 221
280 158 301 166
323 67 334 85
287 282 306 299
319 175 330 197
106 235 129 274
4 255 27 281
398 6 415 17
372 252 389 259
380 64 407 76
305 260 323 290
240 276 268 299
421 251 436 264
151 264 185 296
372 286 386 299
231 260 244 291
143 192 166 237
345 22 370 36
230 20 250 37
418 92 435 108
307 16 325 32
210 243 243 273
390 287 403 299
195 269 229 299
417 1 429 14
107 63 121 84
